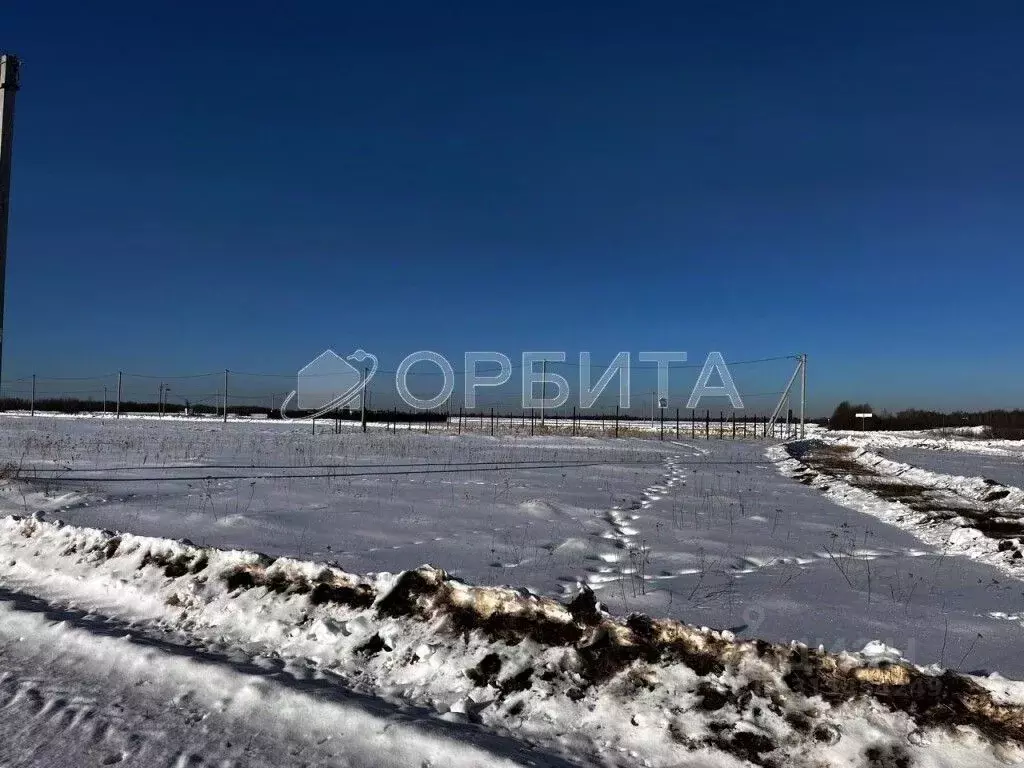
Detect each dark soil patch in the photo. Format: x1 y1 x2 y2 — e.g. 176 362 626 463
864 743 912 768
855 481 933 503
467 653 502 687
696 682 729 711
787 442 871 476
715 731 776 765
141 548 216 579
567 586 603 625
784 647 1024 744
499 667 533 695
376 568 586 647
355 633 391 656
215 558 373 604
309 580 375 608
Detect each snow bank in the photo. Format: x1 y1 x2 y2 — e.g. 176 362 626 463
775 440 1024 579
829 429 1024 457
1 513 1022 767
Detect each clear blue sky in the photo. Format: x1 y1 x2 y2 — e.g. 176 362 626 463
4 1 1023 413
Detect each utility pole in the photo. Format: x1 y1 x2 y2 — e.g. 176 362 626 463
800 353 807 439
540 360 546 426
0 54 21 390
360 366 367 433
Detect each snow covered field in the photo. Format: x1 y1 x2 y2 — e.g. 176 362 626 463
2 414 1024 766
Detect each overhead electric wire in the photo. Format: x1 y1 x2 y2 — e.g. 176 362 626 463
19 456 776 484
20 457 663 473
19 459 660 483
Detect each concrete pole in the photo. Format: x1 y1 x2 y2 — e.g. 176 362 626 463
360 366 367 433
0 55 20 389
800 353 807 439
540 360 546 426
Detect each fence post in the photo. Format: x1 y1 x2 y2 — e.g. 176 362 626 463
222 369 229 424
572 405 577 437
732 412 736 439
675 407 680 439
615 405 619 438
30 373 34 416
458 406 463 435
705 409 710 440
490 407 494 436
116 371 122 418
691 409 696 439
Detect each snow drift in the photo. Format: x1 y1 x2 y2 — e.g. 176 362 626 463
1 513 1023 766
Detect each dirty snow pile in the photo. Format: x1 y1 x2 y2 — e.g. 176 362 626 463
2 513 1023 767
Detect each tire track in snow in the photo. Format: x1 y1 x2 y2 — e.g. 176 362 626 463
0 587 570 768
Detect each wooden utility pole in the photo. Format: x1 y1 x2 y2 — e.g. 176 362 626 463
0 54 20 390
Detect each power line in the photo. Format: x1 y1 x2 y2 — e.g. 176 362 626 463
20 457 775 484
19 457 666 473
20 459 668 483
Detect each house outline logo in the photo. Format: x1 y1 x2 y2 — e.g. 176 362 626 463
279 349 378 419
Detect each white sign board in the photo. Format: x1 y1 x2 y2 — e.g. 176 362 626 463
658 398 668 409
855 413 873 418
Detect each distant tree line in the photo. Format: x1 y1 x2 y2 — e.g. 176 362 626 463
0 397 448 422
827 401 1024 439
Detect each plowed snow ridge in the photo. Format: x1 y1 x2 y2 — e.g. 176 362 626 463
1 513 1023 767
